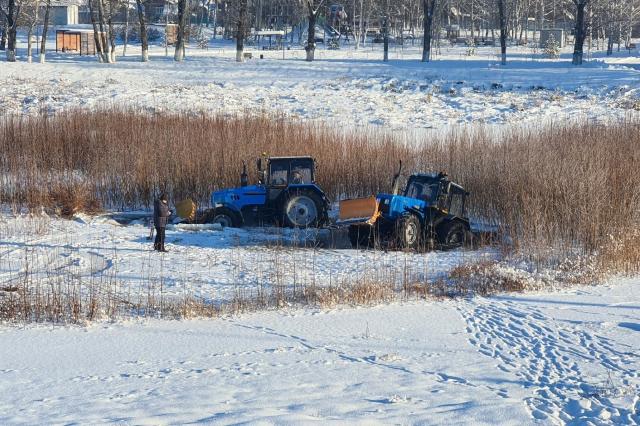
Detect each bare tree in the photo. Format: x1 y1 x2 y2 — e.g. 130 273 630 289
39 0 50 62
382 0 388 61
498 0 506 64
421 0 436 62
304 0 322 61
235 0 247 62
24 0 39 62
122 0 129 56
174 0 188 61
0 4 7 51
88 0 111 62
0 0 21 61
135 0 148 61
572 0 589 65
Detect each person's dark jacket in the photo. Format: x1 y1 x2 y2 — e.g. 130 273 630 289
153 199 171 228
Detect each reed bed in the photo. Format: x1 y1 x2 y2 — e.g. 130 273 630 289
0 110 639 323
2 110 638 261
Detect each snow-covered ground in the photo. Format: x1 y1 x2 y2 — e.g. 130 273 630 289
3 35 640 425
1 279 638 424
1 36 639 130
0 213 490 303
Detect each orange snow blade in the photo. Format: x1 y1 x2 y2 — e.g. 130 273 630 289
339 196 380 223
175 199 197 221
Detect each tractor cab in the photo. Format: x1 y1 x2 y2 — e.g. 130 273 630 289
403 173 467 217
208 156 328 229
260 156 315 186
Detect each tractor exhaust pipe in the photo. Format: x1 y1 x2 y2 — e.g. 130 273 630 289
240 161 248 187
391 160 403 195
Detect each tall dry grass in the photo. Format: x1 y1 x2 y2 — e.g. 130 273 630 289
1 110 639 270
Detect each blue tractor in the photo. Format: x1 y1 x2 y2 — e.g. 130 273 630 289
204 156 330 228
339 163 471 250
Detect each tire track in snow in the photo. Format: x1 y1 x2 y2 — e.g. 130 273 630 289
458 298 640 424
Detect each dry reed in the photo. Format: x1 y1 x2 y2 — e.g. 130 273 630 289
1 109 638 266
0 110 639 324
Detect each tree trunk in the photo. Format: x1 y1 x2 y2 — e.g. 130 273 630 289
40 0 51 63
572 0 588 65
305 1 316 62
383 0 389 62
421 0 436 62
470 0 474 40
236 0 247 62
174 0 187 61
108 4 116 63
0 20 6 51
96 0 112 63
4 0 19 62
123 1 129 56
135 0 148 61
27 26 34 63
212 0 218 39
355 0 363 50
498 0 507 65
88 0 105 62
606 23 613 56
26 0 40 63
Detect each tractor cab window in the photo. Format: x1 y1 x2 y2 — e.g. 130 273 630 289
269 163 289 186
449 186 466 217
268 158 314 186
290 159 313 184
405 179 439 202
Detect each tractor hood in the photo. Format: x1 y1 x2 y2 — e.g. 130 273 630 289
211 185 267 208
338 193 431 226
376 193 429 219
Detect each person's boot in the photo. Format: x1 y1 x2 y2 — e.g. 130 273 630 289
160 245 168 253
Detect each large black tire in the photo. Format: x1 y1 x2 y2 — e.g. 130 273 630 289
437 221 468 250
348 225 373 249
281 190 326 228
395 214 421 250
204 207 240 228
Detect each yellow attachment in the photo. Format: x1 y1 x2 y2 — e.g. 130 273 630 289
339 196 380 224
175 199 197 221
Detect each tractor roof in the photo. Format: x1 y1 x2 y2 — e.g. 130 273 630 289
410 173 442 180
267 156 314 162
410 173 466 191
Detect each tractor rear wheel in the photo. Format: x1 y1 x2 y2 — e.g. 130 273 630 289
395 214 421 250
282 190 325 228
437 221 468 250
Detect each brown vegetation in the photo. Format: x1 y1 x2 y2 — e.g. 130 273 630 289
1 110 638 264
0 111 639 323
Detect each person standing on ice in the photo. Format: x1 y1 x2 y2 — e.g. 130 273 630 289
153 193 172 252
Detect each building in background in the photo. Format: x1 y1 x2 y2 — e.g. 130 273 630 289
47 0 81 25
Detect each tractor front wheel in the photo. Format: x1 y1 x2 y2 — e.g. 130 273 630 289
205 207 240 228
395 214 421 251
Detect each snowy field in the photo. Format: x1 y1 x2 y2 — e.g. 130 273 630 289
2 35 640 425
1 212 639 424
0 213 490 303
1 278 638 424
1 36 640 130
